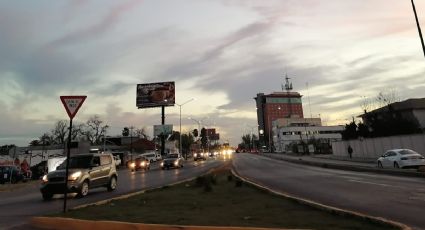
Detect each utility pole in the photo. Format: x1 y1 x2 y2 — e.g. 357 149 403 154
411 0 425 57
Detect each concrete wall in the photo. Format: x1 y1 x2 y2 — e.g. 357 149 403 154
332 134 425 159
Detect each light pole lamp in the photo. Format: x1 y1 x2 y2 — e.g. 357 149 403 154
176 98 195 157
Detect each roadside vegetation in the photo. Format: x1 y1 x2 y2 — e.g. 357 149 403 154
54 166 399 230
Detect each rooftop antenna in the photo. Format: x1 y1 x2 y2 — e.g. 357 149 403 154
283 73 293 93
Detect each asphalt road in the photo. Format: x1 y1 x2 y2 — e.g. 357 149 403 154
0 157 226 229
233 153 425 230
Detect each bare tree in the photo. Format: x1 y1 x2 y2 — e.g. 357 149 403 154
376 88 400 108
39 133 52 146
135 127 149 139
83 115 109 144
360 96 374 114
50 120 68 144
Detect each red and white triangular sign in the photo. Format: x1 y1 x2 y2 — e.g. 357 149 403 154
60 96 87 119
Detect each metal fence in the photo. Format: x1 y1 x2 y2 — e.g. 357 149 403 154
332 134 425 159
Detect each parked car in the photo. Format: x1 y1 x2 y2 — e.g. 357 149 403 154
40 153 118 200
0 165 24 184
127 157 150 171
161 154 184 169
377 149 425 169
193 152 207 161
113 155 122 167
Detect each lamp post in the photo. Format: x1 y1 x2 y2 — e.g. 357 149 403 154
176 98 195 158
411 0 425 57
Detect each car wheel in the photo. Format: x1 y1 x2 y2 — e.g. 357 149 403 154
377 161 383 168
42 193 53 201
181 164 183 168
394 162 400 169
77 180 89 198
107 176 117 191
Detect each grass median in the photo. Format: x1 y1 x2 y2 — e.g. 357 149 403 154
53 166 399 230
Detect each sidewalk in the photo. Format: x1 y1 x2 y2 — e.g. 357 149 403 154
260 152 425 178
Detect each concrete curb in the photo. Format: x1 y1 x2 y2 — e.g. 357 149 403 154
30 217 297 230
264 154 425 178
230 168 411 230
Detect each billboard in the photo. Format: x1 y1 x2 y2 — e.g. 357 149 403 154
154 124 173 137
137 82 175 108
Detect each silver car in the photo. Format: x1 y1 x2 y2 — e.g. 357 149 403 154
40 153 118 200
377 149 425 169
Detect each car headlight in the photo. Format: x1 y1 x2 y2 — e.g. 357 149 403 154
130 162 136 168
194 153 197 157
160 162 164 167
141 161 145 166
174 160 179 166
68 171 81 181
42 174 48 183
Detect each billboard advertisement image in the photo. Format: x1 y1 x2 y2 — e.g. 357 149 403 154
137 81 175 108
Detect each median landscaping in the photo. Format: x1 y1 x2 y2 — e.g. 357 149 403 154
50 165 400 230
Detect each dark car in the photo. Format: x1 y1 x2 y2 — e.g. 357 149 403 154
0 165 24 184
127 157 150 171
40 153 118 200
161 154 184 169
193 152 207 161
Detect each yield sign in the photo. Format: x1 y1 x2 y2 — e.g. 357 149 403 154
60 96 87 119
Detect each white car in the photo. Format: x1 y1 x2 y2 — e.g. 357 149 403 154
377 149 425 169
113 155 122 167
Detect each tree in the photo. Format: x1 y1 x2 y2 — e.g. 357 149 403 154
181 133 194 155
83 115 109 144
239 134 251 150
192 129 198 138
341 121 358 140
200 128 208 149
122 127 130 137
39 133 52 146
50 120 68 145
135 127 149 139
29 140 40 146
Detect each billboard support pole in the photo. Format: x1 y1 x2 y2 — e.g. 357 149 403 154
63 118 72 213
161 105 165 156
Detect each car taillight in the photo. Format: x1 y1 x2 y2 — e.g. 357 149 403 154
401 157 408 160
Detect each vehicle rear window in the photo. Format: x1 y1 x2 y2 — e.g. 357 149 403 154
399 149 419 155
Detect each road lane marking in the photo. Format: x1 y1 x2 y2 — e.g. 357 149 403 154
348 179 403 188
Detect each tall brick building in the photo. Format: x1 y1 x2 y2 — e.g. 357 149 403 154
254 77 303 149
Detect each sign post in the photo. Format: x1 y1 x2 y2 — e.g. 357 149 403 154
60 95 86 213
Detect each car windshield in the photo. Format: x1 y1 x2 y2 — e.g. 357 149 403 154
399 149 419 155
167 154 179 158
57 155 93 169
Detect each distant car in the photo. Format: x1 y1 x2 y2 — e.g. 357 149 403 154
127 157 150 171
0 165 24 184
193 152 207 161
113 155 121 167
140 153 157 163
40 153 118 200
161 154 184 169
377 149 425 169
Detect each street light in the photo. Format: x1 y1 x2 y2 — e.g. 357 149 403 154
176 98 195 157
411 0 425 57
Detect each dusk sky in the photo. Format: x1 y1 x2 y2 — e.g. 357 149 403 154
1 0 424 147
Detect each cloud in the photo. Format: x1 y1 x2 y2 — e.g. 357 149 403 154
50 0 144 47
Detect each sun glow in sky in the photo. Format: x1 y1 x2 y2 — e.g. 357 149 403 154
1 0 424 146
